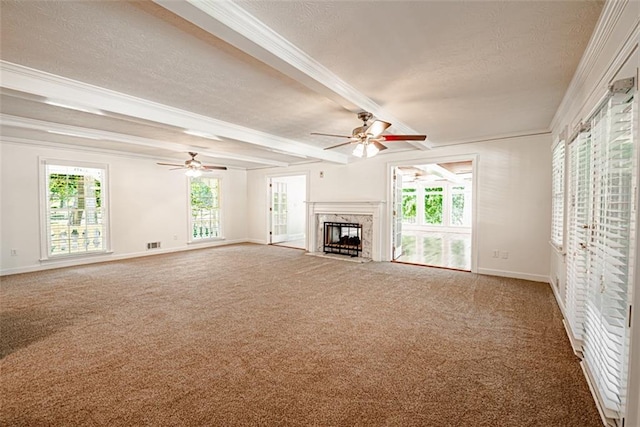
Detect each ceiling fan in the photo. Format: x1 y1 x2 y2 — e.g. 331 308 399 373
311 111 427 158
157 152 227 177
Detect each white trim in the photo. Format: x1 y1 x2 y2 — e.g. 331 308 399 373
550 276 586 356
0 238 249 276
266 171 310 249
549 240 565 256
0 61 349 164
476 268 549 283
246 238 268 245
188 175 223 243
551 0 639 132
38 157 112 261
581 361 621 426
2 114 288 167
429 130 550 149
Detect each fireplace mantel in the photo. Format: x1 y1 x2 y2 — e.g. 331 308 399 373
306 201 386 261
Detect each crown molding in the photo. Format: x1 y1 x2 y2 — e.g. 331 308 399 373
0 61 349 164
153 0 431 150
0 136 222 170
551 0 638 132
1 114 289 167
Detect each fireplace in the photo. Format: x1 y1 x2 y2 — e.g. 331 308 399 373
307 201 384 261
323 222 362 257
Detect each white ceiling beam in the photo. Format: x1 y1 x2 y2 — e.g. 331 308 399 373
0 61 349 164
1 114 290 167
153 0 432 150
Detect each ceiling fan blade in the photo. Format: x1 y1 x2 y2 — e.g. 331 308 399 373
169 167 185 171
311 132 352 139
324 141 356 150
371 140 388 151
381 134 427 141
157 162 185 167
202 165 228 170
367 120 392 138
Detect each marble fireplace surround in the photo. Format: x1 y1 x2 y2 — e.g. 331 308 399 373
306 201 385 261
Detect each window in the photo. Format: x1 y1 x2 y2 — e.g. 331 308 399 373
424 186 444 224
43 161 108 258
450 186 467 226
581 91 635 416
563 86 636 419
401 188 417 223
189 176 221 241
402 183 471 228
551 140 565 249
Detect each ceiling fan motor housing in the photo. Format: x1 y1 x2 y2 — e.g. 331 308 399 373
357 111 373 123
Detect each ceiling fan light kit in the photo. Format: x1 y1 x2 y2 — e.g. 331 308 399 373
352 141 380 158
311 111 426 159
157 152 227 176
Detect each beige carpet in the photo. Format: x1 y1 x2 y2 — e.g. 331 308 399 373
1 243 600 426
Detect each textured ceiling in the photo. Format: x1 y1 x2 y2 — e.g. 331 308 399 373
0 0 604 168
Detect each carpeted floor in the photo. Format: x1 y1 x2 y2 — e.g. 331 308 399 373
1 243 601 426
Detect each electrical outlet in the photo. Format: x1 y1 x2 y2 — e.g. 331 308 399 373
10 249 17 256
501 251 509 259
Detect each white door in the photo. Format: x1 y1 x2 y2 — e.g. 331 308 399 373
270 180 288 243
392 167 403 259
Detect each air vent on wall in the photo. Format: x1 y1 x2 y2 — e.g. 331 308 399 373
147 242 161 250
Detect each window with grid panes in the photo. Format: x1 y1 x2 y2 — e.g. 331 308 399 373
189 176 221 241
43 162 108 258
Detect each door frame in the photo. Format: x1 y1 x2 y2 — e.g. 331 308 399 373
386 154 479 272
265 171 310 248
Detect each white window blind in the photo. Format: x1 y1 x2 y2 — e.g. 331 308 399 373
189 176 221 241
43 162 108 257
565 130 591 344
581 90 636 418
551 141 566 249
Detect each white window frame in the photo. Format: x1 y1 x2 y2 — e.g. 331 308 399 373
402 181 472 232
39 158 111 260
188 175 223 243
551 139 566 251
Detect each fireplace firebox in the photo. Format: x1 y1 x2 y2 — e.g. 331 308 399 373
323 222 362 257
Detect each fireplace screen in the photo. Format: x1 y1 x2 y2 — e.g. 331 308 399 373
323 222 362 257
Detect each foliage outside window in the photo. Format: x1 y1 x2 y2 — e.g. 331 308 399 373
401 183 471 227
424 187 444 225
190 177 221 240
402 188 417 223
451 186 466 226
45 163 107 257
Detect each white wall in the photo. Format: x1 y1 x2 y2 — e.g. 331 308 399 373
0 142 248 275
549 0 639 424
248 133 552 282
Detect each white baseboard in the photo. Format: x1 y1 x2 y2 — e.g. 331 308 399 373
476 268 550 283
580 361 620 427
0 238 250 276
246 238 267 245
549 276 566 313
